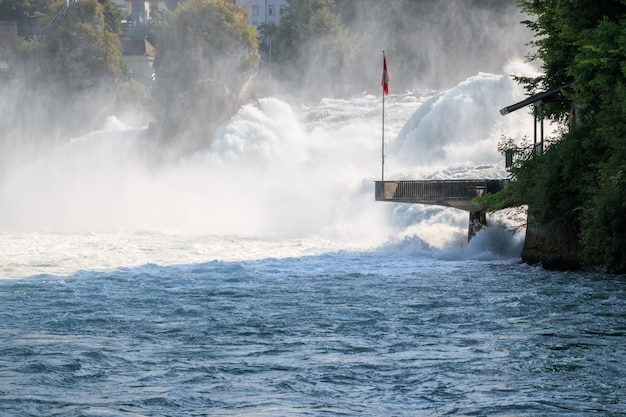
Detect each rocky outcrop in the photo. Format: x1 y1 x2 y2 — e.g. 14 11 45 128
521 213 602 272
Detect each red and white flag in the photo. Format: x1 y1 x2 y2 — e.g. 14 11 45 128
382 53 389 95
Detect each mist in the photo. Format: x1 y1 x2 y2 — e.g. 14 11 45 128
0 97 389 243
0 0 538 245
355 0 533 90
271 0 534 98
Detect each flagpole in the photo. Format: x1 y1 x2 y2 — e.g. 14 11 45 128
382 82 385 181
380 51 390 182
381 51 386 182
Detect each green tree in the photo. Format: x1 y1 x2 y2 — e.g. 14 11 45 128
33 0 124 138
99 0 124 34
0 0 55 36
1 0 125 151
152 0 259 152
144 7 171 47
42 0 123 90
267 0 353 97
0 0 37 20
572 16 626 271
481 0 626 272
518 0 626 115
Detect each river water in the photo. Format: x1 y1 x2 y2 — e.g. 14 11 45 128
1 252 625 416
1 64 625 416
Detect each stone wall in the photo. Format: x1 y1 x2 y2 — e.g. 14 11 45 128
522 213 588 271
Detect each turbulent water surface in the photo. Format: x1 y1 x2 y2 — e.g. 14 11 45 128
1 253 625 416
2 64 625 416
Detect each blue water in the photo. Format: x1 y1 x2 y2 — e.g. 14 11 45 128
1 74 624 415
1 251 625 416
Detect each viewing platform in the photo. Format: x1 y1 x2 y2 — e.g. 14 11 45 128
374 179 509 239
374 179 508 211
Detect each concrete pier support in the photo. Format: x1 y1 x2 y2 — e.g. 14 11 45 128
468 211 487 241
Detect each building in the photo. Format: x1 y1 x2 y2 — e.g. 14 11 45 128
117 0 169 39
234 0 288 28
112 0 128 15
112 0 170 18
122 38 156 86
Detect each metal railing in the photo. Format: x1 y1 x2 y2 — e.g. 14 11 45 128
375 179 508 202
38 0 79 42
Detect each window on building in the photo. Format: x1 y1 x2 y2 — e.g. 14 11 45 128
268 5 274 16
280 5 286 16
252 5 259 16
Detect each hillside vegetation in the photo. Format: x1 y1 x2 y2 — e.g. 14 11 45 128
479 0 626 273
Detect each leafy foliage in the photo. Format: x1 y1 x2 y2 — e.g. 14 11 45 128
152 0 260 151
0 0 52 20
144 7 171 48
264 0 354 97
2 0 125 145
99 0 124 34
482 0 626 272
41 0 123 90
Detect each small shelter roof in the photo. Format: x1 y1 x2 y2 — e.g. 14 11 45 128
122 38 155 58
500 81 574 115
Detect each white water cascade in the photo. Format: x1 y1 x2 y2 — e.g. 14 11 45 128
0 60 544 278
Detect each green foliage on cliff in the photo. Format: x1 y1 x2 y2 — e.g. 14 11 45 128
262 0 354 97
99 0 124 34
152 0 259 151
2 0 125 144
480 0 626 272
42 0 123 90
0 1 64 40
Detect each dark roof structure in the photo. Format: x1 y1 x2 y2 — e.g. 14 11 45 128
122 38 156 58
500 81 574 115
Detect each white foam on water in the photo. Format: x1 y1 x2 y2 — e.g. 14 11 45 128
0 61 550 277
